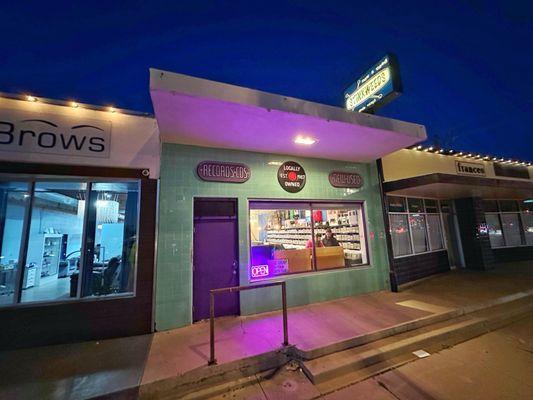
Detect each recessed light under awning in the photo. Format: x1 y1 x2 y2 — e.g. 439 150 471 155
149 68 427 163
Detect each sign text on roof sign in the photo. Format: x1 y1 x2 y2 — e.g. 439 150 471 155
344 54 402 113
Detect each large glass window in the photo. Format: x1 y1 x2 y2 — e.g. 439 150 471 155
483 200 531 248
387 196 407 213
427 214 444 250
83 182 139 296
387 196 447 258
522 213 533 246
0 182 30 305
409 214 428 253
0 178 140 307
389 214 411 256
407 198 424 213
249 201 367 280
21 182 86 303
485 214 505 248
500 213 523 247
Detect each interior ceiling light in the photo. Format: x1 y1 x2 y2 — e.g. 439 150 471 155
71 101 79 108
26 95 38 102
294 136 317 145
108 106 116 113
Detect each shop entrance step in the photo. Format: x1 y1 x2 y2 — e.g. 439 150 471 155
301 298 533 388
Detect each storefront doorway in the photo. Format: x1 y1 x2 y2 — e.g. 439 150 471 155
193 198 239 321
441 200 465 269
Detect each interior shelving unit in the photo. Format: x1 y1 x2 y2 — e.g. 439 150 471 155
265 224 362 260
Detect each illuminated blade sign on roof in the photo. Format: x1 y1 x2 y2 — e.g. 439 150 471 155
344 53 402 113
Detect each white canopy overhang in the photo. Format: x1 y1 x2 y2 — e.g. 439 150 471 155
149 68 426 163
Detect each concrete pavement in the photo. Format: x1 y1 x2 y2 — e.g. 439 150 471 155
342 312 533 400
193 311 533 399
0 261 532 399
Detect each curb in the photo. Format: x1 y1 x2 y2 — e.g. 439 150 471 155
138 347 293 400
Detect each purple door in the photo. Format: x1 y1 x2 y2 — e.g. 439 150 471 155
193 199 239 322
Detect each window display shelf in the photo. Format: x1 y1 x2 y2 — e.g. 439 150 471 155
267 227 359 234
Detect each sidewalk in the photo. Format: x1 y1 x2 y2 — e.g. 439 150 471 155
1 262 532 400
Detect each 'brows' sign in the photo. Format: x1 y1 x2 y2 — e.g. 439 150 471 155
0 110 111 158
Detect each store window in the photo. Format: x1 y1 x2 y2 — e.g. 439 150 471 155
21 182 86 303
521 200 533 245
387 196 446 258
483 199 530 248
389 214 411 256
485 214 505 248
522 213 533 245
387 196 407 213
427 214 444 251
0 178 140 307
0 182 30 305
409 214 428 253
83 182 139 296
500 214 522 246
407 198 424 213
249 201 367 280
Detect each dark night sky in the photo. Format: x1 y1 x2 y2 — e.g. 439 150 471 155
1 1 532 160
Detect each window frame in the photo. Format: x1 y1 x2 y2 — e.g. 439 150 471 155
387 195 448 259
0 174 142 309
247 199 371 282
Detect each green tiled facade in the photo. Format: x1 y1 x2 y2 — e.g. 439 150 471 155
156 143 390 331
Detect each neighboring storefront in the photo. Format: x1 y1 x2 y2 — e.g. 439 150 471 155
380 148 533 288
149 69 426 330
0 94 160 349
